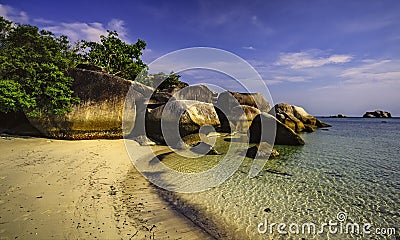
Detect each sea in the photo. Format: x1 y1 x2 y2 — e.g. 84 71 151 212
155 117 400 240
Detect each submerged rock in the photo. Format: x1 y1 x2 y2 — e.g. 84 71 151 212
191 142 221 155
248 113 305 146
363 110 392 118
246 142 279 159
133 135 156 146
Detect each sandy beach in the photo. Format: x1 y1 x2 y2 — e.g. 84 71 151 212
0 136 213 239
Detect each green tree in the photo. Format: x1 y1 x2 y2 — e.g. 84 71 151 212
0 17 78 117
152 71 187 91
77 30 147 81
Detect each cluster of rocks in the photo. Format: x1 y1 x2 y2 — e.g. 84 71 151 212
2 66 331 159
329 114 347 118
363 110 392 118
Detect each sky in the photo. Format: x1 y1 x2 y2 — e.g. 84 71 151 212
1 0 400 116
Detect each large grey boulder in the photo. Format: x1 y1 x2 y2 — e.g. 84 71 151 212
145 100 220 145
248 113 305 146
230 105 261 132
171 84 217 103
363 110 392 118
27 68 152 139
217 91 271 113
215 91 271 133
269 103 330 133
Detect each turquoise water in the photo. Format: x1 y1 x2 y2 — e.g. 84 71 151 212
158 118 400 239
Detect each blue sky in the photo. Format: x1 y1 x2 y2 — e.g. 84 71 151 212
1 0 400 116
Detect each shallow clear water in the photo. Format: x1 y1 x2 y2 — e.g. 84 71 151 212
157 118 400 239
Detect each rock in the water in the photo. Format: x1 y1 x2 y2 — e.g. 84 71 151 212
133 135 156 146
215 91 271 133
145 100 220 145
191 142 221 155
270 103 305 132
246 142 279 159
329 114 347 118
269 103 331 133
363 110 392 118
248 113 305 146
27 68 153 139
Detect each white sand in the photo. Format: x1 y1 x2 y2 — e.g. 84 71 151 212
0 136 213 239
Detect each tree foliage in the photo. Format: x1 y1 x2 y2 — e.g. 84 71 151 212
151 72 187 91
77 31 147 81
0 16 78 116
0 17 151 117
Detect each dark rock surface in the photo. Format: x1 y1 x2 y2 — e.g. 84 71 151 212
363 110 392 118
0 112 42 137
248 113 305 146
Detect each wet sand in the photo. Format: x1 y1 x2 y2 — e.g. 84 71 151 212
0 136 213 239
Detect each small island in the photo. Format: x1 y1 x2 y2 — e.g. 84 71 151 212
329 114 347 118
363 110 392 118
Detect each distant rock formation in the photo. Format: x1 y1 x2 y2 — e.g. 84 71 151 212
363 110 392 118
329 114 347 118
27 68 153 139
269 103 331 133
248 113 305 146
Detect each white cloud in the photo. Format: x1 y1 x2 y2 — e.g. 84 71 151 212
107 18 129 41
276 50 352 69
243 46 256 50
0 4 29 23
42 18 129 43
0 4 129 43
340 59 400 84
44 22 107 43
33 18 55 24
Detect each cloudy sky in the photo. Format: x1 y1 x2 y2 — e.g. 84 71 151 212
1 0 400 116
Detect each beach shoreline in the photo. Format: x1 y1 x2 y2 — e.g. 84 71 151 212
0 136 213 239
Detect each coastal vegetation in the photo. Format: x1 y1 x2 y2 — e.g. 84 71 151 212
0 17 78 117
0 17 152 117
